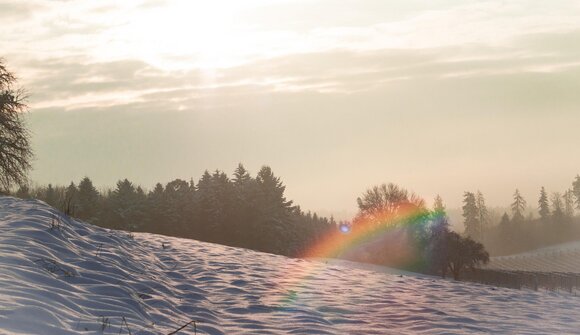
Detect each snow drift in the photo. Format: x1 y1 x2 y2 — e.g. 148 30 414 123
1 197 580 334
486 241 580 273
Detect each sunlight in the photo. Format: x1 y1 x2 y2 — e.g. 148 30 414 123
116 0 255 69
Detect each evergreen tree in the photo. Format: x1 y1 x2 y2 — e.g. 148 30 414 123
476 191 489 242
45 184 58 207
499 212 510 228
431 195 449 234
551 192 564 223
77 177 100 221
233 163 251 186
145 183 168 234
538 186 550 221
511 189 526 223
255 166 294 253
446 232 489 280
64 182 78 215
163 179 194 235
462 192 479 240
107 179 145 230
572 175 580 210
433 194 446 216
563 189 575 218
429 196 450 277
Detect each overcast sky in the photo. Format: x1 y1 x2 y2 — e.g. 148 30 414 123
2 0 580 219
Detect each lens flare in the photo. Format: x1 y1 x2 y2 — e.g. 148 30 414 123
339 222 351 234
275 204 444 310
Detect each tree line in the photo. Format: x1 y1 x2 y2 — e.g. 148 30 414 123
14 164 337 256
461 175 580 255
14 176 489 280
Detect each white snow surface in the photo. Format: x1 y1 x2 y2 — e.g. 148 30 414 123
486 241 580 273
1 197 580 334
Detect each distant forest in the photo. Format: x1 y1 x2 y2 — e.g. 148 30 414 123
460 175 580 256
13 164 337 256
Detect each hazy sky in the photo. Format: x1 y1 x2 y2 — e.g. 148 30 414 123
2 0 580 219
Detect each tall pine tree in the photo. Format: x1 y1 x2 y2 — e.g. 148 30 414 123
476 191 489 243
572 175 580 210
462 192 479 240
538 186 550 221
563 189 575 218
77 177 100 221
511 189 526 223
551 192 564 223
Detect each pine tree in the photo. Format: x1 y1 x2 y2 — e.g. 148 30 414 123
572 175 580 210
433 195 446 216
109 179 143 230
551 192 564 223
77 177 100 221
64 182 78 215
145 183 167 234
462 192 480 240
164 179 195 235
476 191 489 243
538 186 550 221
233 163 251 186
511 189 526 223
563 189 575 218
499 212 510 227
255 166 294 253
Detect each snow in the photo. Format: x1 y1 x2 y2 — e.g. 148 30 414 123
1 197 580 334
486 241 580 273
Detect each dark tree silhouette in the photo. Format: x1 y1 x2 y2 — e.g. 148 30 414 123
476 191 489 242
77 177 100 221
563 189 575 218
433 195 445 216
551 192 564 223
446 231 489 280
0 59 32 191
356 183 425 224
573 175 580 210
462 192 479 240
511 189 527 223
354 183 430 268
428 214 450 278
538 186 550 221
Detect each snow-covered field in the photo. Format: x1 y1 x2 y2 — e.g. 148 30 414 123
486 242 580 273
1 197 580 334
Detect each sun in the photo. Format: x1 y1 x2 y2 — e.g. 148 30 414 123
108 0 254 70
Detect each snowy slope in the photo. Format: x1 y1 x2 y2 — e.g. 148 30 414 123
1 197 580 334
486 242 580 273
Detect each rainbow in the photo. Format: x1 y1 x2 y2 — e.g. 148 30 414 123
275 204 442 308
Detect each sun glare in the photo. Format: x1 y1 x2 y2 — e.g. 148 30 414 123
114 0 252 70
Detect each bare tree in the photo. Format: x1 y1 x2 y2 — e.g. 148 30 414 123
356 183 426 224
0 59 32 191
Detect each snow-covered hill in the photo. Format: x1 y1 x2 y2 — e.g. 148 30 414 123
1 197 580 334
486 241 580 273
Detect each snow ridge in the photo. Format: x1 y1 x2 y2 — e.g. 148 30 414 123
1 197 580 334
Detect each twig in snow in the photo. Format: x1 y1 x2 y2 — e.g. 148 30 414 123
166 320 197 335
119 316 132 335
